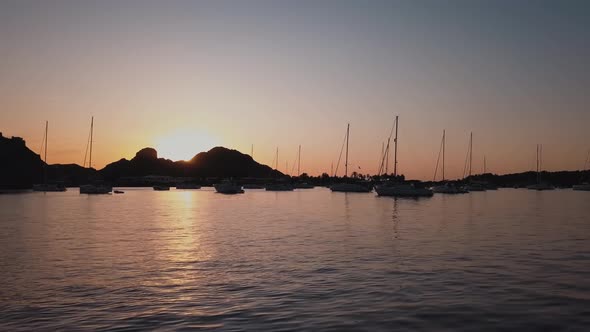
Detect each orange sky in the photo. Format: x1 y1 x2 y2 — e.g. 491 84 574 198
1 1 589 180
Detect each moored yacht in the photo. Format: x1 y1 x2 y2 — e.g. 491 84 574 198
32 121 67 192
330 123 372 193
431 130 467 194
79 117 112 194
527 144 554 191
372 116 431 197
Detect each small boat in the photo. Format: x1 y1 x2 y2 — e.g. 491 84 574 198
464 183 486 192
265 182 295 191
432 183 468 194
114 190 125 194
80 184 112 194
294 182 314 189
214 180 244 194
33 183 67 192
527 183 555 191
153 186 170 191
375 182 432 197
243 184 265 189
32 121 67 192
176 183 201 189
573 183 590 191
330 182 372 192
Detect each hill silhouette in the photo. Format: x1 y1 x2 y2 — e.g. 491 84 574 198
0 133 44 189
99 146 283 181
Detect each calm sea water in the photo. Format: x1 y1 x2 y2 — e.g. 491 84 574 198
1 188 589 331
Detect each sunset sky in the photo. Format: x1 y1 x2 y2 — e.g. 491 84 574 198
1 0 589 179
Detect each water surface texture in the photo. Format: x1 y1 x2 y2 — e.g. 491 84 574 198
1 188 589 331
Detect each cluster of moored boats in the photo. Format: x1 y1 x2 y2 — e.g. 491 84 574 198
29 117 590 195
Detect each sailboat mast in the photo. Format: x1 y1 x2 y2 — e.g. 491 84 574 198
276 147 278 170
380 142 384 174
89 116 94 169
385 139 389 174
298 145 301 176
442 129 445 181
345 123 349 177
536 144 540 184
43 121 48 184
394 116 399 177
44 121 48 164
470 132 473 177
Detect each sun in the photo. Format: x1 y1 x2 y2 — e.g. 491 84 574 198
154 129 220 161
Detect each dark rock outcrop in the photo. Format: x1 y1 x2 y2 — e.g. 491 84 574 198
0 133 44 189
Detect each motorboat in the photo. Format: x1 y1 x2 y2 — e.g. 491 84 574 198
153 186 170 191
214 180 244 194
176 183 201 189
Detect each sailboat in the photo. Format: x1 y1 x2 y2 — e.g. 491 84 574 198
374 116 433 197
294 145 314 189
462 132 486 192
431 130 467 194
526 144 555 190
79 117 112 194
265 147 294 191
573 150 590 191
330 124 372 193
33 121 67 192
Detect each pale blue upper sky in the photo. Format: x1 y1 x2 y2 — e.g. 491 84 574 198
1 0 589 178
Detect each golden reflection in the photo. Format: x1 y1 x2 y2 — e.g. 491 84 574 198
142 190 216 289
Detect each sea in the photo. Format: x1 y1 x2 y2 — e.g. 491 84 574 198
1 187 589 331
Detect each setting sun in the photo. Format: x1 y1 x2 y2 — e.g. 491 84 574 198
154 129 221 161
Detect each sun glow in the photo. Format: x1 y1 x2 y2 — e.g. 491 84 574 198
154 129 221 161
